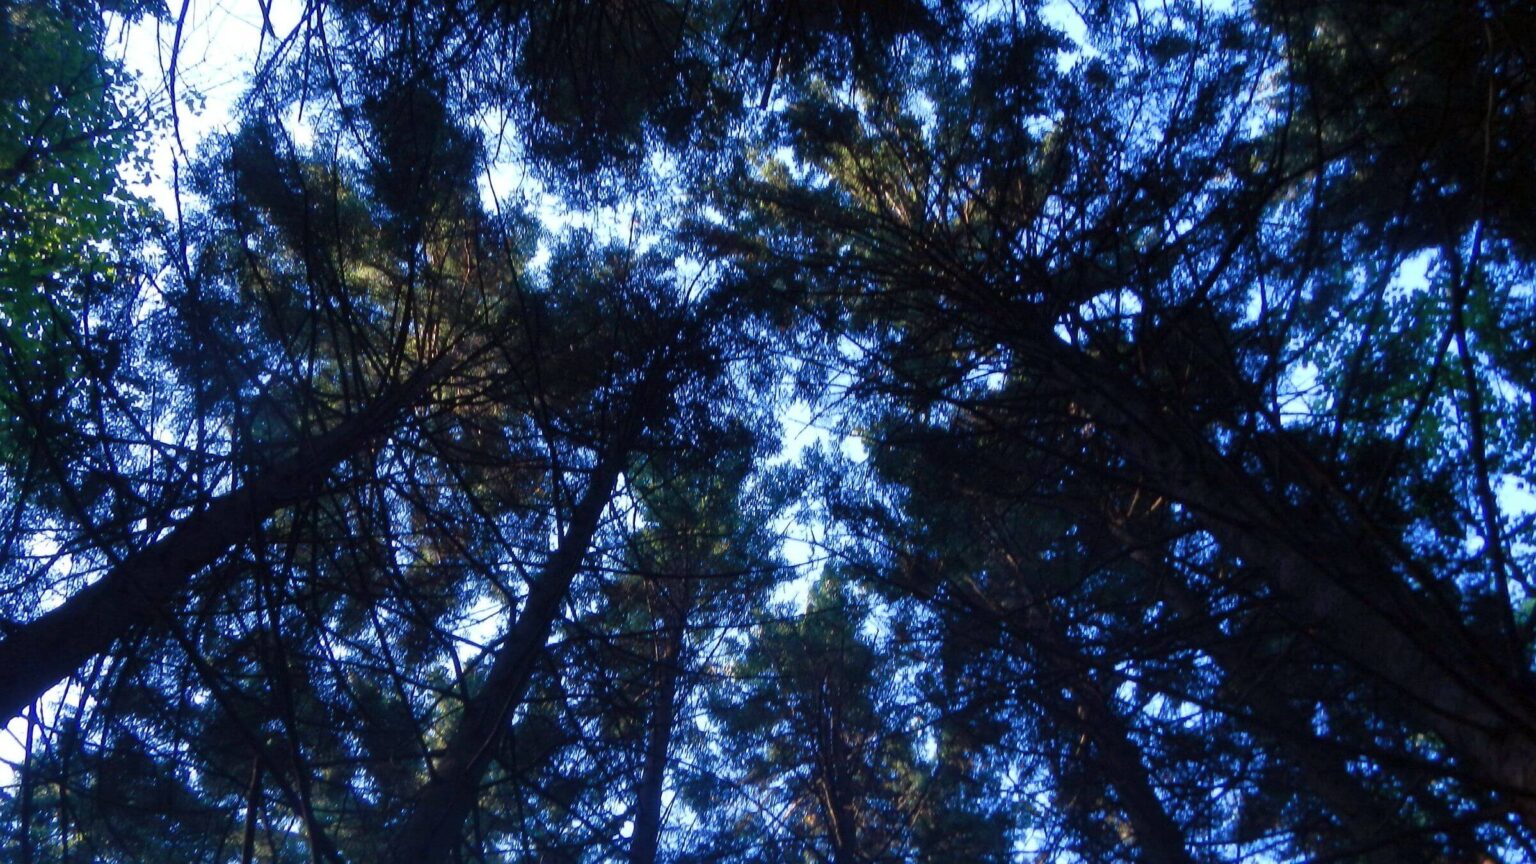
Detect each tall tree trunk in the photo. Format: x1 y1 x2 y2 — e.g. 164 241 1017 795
18 705 34 864
628 604 686 864
386 446 628 863
0 358 450 721
240 758 262 864
1052 350 1536 819
818 697 860 864
1143 549 1435 859
947 568 1196 864
1058 674 1195 864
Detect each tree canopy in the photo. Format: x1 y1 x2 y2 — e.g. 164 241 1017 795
3 0 1536 861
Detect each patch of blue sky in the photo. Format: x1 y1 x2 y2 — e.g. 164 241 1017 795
1040 0 1093 69
111 0 313 218
1274 358 1319 426
0 676 99 789
1388 247 1437 299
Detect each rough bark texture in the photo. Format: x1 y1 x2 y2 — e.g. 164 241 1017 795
1061 675 1196 864
1150 568 1414 860
950 571 1196 864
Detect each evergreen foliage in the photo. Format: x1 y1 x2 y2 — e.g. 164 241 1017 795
3 1 1535 861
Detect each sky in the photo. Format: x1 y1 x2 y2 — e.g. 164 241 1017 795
0 0 308 788
0 0 857 778
5 4 1530 848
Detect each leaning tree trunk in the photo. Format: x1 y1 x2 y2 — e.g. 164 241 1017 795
0 357 452 722
1143 545 1438 861
383 326 684 861
1050 348 1536 821
1060 674 1195 864
386 444 629 862
947 569 1197 864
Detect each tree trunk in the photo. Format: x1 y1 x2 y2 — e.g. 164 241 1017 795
628 608 685 864
1061 676 1195 864
0 358 449 722
948 570 1196 864
386 446 627 863
1146 555 1427 859
1055 351 1536 819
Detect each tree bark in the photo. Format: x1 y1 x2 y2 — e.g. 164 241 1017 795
240 758 262 864
385 445 628 863
1146 555 1428 859
1054 351 1536 819
1062 675 1195 864
0 358 449 722
947 569 1196 864
628 607 685 864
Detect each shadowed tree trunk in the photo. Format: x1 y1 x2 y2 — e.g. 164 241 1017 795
628 598 686 864
386 349 681 861
1046 347 1536 821
385 445 626 862
943 563 1196 864
0 356 452 722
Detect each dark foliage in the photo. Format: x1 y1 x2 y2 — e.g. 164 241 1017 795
3 1 1535 861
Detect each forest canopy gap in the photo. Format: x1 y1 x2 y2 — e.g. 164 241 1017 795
3 0 1536 861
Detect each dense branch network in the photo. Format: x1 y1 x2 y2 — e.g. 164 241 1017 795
2 0 1534 861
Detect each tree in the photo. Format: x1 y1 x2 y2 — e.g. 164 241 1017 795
0 0 156 458
6 0 1536 861
691 572 933 864
699 0 1536 849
